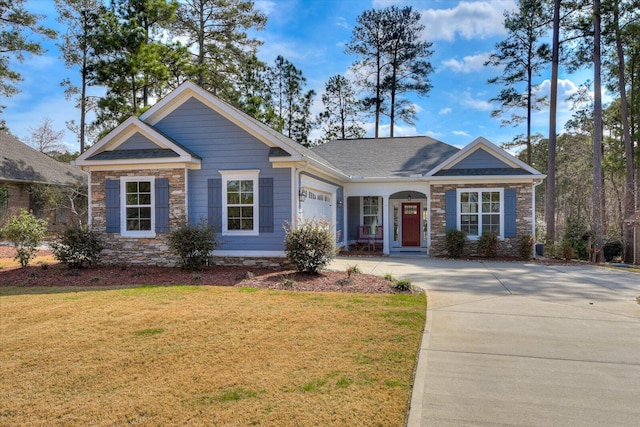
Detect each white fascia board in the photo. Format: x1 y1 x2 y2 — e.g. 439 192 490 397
78 161 201 172
344 181 430 198
427 174 546 184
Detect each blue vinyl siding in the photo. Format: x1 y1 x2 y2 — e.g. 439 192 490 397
450 148 511 170
154 98 291 251
347 197 360 241
118 132 157 150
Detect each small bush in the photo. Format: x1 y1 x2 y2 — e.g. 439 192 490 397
603 240 623 262
561 239 575 260
383 273 396 282
391 278 413 292
51 226 105 268
1 209 48 268
445 229 466 258
477 231 499 258
518 234 534 259
284 219 336 274
167 221 217 270
346 264 361 277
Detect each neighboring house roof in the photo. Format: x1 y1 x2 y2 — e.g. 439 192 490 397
0 131 86 185
311 136 460 178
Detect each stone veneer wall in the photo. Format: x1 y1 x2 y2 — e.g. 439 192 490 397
90 168 290 268
430 182 533 257
91 169 185 267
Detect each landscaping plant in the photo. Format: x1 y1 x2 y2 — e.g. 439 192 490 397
445 229 466 258
477 231 499 257
51 225 105 268
518 234 534 259
284 218 336 274
167 221 217 270
1 209 48 268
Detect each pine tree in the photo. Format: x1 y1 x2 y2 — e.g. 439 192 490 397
317 75 364 142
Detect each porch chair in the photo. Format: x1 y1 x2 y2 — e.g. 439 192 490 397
355 225 371 251
372 225 383 251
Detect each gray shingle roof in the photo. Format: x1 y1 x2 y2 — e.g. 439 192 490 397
434 167 532 176
311 136 460 178
0 131 87 185
88 148 179 160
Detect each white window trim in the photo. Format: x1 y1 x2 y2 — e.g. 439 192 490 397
120 176 156 238
361 196 382 227
220 170 260 236
456 188 504 240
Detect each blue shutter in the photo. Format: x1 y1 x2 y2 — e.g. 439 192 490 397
106 179 120 233
504 189 517 238
208 178 222 232
259 177 274 233
155 178 169 233
445 190 457 231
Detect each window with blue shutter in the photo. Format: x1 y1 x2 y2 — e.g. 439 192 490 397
259 177 274 233
504 189 517 238
106 179 120 233
208 178 222 232
155 178 169 233
445 190 457 231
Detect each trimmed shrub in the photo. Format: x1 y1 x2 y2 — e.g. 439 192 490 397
391 278 413 292
445 229 466 258
603 240 623 262
167 221 217 270
284 219 336 274
1 209 48 268
518 234 534 259
51 226 105 268
477 231 499 258
563 215 589 260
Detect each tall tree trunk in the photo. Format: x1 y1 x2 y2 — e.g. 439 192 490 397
546 0 560 248
592 0 604 263
526 65 532 165
613 1 636 262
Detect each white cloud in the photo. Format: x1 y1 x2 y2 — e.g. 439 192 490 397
335 16 349 29
459 89 494 112
439 107 452 115
452 130 472 137
419 1 517 42
440 52 492 73
253 1 277 15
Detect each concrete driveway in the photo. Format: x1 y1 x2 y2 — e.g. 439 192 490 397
328 256 640 426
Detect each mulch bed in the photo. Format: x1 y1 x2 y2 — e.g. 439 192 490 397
0 246 396 293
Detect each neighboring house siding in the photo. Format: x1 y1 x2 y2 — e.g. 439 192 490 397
154 98 291 252
0 182 30 227
449 148 511 170
430 182 532 257
90 168 186 266
118 132 158 150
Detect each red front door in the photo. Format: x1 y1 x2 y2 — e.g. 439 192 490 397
402 203 421 247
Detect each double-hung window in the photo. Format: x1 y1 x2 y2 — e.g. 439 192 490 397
458 189 502 238
121 177 155 237
220 170 259 236
362 196 380 227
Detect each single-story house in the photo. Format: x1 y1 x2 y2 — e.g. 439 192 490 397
0 131 87 230
75 81 545 266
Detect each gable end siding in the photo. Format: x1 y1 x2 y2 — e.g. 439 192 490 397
449 148 511 170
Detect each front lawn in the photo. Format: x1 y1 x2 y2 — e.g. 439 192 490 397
0 285 425 426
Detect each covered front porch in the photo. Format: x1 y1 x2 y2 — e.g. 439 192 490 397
344 184 430 255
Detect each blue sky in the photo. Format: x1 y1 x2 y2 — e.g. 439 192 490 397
4 0 594 153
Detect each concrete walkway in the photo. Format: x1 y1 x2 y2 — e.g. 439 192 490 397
328 256 640 426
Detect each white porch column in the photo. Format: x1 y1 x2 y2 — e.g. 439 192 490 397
383 195 390 255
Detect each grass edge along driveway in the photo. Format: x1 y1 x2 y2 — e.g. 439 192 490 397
0 285 425 426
